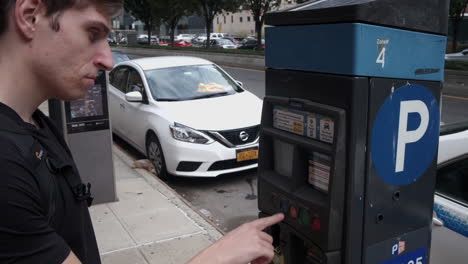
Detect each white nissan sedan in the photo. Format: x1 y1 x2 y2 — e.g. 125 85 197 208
108 56 262 180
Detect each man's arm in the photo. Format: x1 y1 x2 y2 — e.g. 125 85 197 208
0 156 71 263
188 213 284 264
63 252 81 264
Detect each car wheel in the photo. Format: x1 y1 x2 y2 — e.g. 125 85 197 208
146 133 171 181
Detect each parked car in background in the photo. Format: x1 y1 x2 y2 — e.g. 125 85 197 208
238 38 265 50
175 34 195 43
222 37 241 47
167 40 193 47
445 48 468 62
107 37 116 45
117 37 127 44
431 121 468 263
107 56 262 181
210 39 237 49
193 32 227 44
137 35 159 45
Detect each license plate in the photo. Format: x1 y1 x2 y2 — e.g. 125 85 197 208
236 148 259 162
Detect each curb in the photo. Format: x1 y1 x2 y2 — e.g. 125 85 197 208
112 143 226 239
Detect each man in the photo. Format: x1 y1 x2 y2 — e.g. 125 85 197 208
0 0 283 263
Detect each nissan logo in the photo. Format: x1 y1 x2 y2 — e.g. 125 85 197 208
239 131 249 142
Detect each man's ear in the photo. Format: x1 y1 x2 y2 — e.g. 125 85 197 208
14 0 44 40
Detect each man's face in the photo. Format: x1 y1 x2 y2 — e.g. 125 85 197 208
31 5 114 100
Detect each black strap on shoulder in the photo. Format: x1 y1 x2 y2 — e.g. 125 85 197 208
45 150 94 207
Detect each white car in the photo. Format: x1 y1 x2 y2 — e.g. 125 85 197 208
108 56 262 180
431 122 468 263
445 48 468 62
175 34 195 43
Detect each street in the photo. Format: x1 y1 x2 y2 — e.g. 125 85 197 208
118 53 468 233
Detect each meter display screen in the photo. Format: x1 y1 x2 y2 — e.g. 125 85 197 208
70 84 104 119
274 139 294 178
308 152 331 193
65 70 109 133
273 106 335 144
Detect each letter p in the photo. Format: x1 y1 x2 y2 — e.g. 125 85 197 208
395 100 429 173
392 244 398 255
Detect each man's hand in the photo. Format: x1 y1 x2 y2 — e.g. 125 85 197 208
188 213 284 264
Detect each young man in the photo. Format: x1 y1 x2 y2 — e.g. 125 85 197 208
0 0 283 263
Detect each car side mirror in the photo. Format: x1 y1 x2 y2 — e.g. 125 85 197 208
125 91 143 102
236 80 244 87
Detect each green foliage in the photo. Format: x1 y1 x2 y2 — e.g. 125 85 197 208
124 0 160 45
241 0 281 49
158 0 197 44
450 0 468 18
449 0 468 52
446 60 468 70
196 0 243 47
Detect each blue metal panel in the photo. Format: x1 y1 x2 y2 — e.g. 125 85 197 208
265 23 447 81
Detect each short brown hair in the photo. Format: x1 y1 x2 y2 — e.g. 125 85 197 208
0 0 123 35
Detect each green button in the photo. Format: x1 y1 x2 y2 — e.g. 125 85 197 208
299 208 310 226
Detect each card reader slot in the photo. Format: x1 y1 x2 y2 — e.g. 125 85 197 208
262 127 333 155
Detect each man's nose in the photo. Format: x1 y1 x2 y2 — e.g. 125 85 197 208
94 43 114 71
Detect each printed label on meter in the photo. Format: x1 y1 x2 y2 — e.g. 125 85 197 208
273 106 335 144
319 118 334 143
307 115 317 139
308 152 331 193
273 107 305 136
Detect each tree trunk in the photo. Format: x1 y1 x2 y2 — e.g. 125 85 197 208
452 18 461 52
170 21 176 47
205 17 212 49
147 20 152 46
256 20 262 50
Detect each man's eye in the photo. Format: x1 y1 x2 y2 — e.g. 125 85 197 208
88 30 100 42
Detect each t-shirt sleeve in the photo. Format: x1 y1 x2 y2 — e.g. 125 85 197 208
0 157 71 264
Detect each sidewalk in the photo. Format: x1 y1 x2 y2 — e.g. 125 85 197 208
91 144 223 264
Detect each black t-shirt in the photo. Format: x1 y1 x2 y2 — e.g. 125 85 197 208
0 103 100 263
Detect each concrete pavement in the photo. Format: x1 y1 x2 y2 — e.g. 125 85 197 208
92 144 223 264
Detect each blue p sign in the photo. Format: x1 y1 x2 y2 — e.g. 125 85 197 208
371 84 439 186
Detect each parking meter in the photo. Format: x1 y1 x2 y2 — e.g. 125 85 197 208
258 1 449 263
48 70 116 204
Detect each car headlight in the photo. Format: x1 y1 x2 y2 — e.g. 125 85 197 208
170 123 214 144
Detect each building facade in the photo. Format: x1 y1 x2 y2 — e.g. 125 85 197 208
213 0 300 37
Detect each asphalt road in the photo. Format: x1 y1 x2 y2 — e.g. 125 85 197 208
122 53 468 233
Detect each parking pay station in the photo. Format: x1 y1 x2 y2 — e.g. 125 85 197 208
49 70 116 204
258 0 449 263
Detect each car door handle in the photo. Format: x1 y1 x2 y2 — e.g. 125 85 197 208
120 103 125 109
432 212 444 226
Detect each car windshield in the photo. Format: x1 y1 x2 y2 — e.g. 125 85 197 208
218 39 233 45
145 64 243 101
112 52 130 64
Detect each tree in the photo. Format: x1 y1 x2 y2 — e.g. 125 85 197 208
159 0 196 46
124 0 160 45
196 0 241 48
242 0 281 50
450 0 468 52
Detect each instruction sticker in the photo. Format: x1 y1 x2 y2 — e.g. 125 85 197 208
308 152 331 193
319 118 334 144
307 115 317 139
273 107 305 136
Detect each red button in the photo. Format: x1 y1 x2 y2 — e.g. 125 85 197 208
290 207 298 218
312 218 321 231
